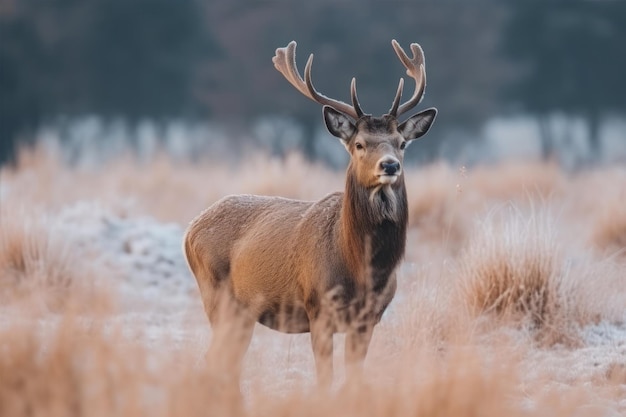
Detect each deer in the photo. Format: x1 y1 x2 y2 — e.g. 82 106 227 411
183 40 437 388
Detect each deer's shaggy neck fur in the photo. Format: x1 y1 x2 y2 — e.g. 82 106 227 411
340 166 408 290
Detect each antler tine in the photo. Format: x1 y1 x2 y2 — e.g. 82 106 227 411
391 40 427 117
350 78 365 118
273 41 360 120
388 78 404 116
303 52 361 120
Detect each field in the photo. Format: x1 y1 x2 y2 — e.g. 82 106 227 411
1 145 625 416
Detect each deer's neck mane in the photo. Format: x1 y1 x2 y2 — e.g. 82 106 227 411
339 168 408 290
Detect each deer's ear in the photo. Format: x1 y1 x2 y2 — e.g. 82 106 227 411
323 106 356 143
399 107 437 141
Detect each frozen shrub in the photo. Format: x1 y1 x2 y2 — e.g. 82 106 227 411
457 207 566 336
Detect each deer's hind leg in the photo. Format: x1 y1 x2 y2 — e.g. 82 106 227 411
196 271 255 391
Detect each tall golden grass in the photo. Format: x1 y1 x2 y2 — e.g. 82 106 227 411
459 209 561 317
1 145 625 416
1 309 622 417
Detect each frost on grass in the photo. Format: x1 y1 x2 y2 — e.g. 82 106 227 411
2 151 626 415
456 206 572 343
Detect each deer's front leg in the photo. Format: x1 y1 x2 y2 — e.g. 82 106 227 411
344 323 374 382
310 320 334 387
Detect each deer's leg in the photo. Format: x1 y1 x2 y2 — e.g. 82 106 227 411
202 283 255 389
207 311 255 384
310 320 334 387
344 323 374 382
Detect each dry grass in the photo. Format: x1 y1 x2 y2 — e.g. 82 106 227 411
455 205 626 347
0 205 102 313
0 313 618 417
1 144 626 416
590 194 626 258
1 147 340 224
405 163 468 253
566 167 626 255
467 161 566 203
457 208 564 331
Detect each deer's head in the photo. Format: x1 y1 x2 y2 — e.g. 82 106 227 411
273 40 437 190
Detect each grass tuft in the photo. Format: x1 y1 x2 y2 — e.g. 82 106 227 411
0 206 80 311
457 206 569 342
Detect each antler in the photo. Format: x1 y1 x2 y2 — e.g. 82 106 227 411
273 41 364 120
388 40 427 118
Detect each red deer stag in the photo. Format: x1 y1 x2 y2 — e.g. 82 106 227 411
184 40 437 386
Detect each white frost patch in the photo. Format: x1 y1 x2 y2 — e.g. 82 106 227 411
581 318 626 349
57 202 196 308
523 316 626 389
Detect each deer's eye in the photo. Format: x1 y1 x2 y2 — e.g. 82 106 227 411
355 142 364 150
400 141 407 150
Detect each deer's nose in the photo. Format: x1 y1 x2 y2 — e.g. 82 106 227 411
381 161 400 175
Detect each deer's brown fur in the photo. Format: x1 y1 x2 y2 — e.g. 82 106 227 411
183 40 437 387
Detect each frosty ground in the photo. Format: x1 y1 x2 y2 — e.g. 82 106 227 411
1 149 625 416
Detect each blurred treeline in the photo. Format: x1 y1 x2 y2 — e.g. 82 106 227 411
1 0 625 165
